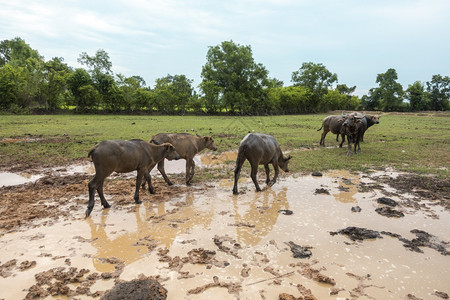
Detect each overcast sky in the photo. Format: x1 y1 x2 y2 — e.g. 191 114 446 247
1 0 449 95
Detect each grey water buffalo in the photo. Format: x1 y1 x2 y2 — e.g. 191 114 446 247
340 115 364 156
318 115 346 146
86 139 180 217
232 133 291 194
150 133 217 185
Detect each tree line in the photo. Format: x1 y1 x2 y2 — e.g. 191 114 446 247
0 37 448 114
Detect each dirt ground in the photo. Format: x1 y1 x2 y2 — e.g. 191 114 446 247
0 161 449 299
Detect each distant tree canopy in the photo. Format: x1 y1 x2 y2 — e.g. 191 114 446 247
200 40 271 114
0 37 448 114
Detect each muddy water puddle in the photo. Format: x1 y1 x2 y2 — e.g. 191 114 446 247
0 171 449 299
0 152 236 187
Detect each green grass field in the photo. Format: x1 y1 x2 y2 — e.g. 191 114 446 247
1 112 449 177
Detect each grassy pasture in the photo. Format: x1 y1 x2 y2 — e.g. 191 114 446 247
0 112 449 177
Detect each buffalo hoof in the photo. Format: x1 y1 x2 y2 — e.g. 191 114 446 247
134 198 142 204
102 202 111 209
85 208 93 218
232 190 238 195
149 188 155 194
167 181 174 186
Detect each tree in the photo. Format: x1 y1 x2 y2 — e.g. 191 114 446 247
406 81 429 111
291 62 337 112
320 89 360 112
0 37 42 67
0 64 24 109
77 49 112 75
360 89 380 111
336 84 356 96
67 68 94 111
426 75 450 111
77 49 115 109
153 74 194 114
373 68 404 111
116 74 147 111
201 40 271 114
38 57 71 110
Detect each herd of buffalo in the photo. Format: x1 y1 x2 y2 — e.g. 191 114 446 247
85 112 380 217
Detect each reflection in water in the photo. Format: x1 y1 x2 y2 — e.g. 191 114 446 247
87 211 147 272
145 191 214 249
233 188 288 246
201 151 237 166
327 170 360 203
86 191 215 271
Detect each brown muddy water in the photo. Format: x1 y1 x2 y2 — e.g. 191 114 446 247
0 155 449 299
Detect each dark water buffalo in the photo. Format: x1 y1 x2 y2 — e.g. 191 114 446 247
340 115 364 156
318 115 346 146
359 114 381 142
150 133 217 185
86 139 180 217
232 133 291 194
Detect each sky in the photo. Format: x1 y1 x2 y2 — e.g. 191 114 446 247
1 0 449 96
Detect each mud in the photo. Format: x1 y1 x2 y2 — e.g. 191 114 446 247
0 164 449 299
100 279 167 300
375 206 405 218
330 226 383 241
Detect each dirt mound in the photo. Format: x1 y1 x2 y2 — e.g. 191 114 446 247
330 227 382 241
100 279 167 300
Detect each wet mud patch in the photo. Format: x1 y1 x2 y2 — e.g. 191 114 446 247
378 173 450 210
330 226 383 241
0 168 449 299
375 206 405 218
332 227 449 256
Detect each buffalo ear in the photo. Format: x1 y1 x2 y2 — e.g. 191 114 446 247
286 155 292 161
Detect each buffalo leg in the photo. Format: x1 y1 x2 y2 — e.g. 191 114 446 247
97 182 110 208
264 164 271 184
347 140 353 156
158 160 173 186
133 170 144 204
250 162 261 192
87 179 98 217
87 171 111 217
339 134 345 148
269 161 279 186
355 139 361 153
319 130 328 146
144 172 155 194
186 159 195 184
232 154 246 194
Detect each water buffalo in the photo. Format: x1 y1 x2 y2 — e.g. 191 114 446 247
150 133 217 185
318 115 346 146
86 139 180 217
340 115 364 156
359 114 381 142
232 133 291 194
